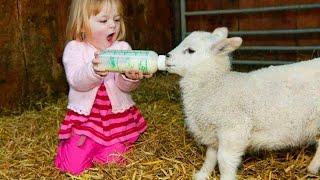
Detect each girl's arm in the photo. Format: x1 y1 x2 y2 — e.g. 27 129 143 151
63 41 103 92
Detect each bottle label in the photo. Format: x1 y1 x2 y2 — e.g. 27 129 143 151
99 50 152 73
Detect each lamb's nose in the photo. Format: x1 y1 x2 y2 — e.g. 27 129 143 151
166 54 171 58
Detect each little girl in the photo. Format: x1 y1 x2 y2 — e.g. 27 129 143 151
55 0 150 175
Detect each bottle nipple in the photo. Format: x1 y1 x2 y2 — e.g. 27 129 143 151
157 55 167 71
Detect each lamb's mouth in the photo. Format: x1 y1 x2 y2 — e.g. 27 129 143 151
165 64 175 70
165 61 175 68
165 64 176 72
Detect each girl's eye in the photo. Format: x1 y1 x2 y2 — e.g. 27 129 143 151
184 48 195 54
100 20 108 23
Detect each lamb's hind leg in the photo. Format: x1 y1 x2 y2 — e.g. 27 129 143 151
308 139 320 174
194 146 217 180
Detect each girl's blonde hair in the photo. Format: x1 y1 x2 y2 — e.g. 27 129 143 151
66 0 126 42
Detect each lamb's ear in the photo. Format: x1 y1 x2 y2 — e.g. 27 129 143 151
212 27 228 39
212 37 242 55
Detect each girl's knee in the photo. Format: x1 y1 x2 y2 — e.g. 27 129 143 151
55 136 96 174
55 155 93 175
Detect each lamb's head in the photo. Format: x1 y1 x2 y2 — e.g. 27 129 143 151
166 27 242 76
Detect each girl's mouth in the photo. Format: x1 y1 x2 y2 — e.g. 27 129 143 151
107 33 115 42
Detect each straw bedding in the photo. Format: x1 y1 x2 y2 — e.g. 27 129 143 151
0 73 319 179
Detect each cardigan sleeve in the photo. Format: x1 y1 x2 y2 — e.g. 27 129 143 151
63 41 103 92
115 74 140 92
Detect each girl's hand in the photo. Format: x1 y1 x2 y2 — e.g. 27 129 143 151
123 71 154 80
124 70 143 80
92 52 108 77
143 73 153 78
77 135 86 147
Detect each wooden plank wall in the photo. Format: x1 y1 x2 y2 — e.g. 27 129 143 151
0 0 174 110
0 0 70 109
186 0 320 64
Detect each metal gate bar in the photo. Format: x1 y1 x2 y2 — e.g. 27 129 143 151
180 0 320 65
239 46 320 51
186 28 320 36
185 4 320 16
230 28 320 36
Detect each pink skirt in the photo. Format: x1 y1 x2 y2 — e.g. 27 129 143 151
55 83 147 175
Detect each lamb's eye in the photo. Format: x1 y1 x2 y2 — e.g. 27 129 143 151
184 48 195 54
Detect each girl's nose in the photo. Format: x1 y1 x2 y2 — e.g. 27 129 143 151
107 20 116 28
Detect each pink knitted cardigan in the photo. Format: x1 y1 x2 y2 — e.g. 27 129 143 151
63 40 140 115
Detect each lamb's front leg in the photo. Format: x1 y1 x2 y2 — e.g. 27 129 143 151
217 131 249 180
194 146 217 180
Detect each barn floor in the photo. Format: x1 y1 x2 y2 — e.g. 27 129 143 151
0 73 319 179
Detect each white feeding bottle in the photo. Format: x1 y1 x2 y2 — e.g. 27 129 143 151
96 50 167 74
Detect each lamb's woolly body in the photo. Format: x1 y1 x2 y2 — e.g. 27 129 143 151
166 27 320 180
181 57 320 150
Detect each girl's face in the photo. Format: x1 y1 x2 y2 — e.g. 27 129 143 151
88 1 121 50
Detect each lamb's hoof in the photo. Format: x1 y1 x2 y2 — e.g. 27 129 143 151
194 171 209 180
307 164 319 175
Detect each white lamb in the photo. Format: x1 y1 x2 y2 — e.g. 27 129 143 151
165 27 320 180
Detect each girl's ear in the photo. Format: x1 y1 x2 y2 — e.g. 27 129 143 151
212 37 242 55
